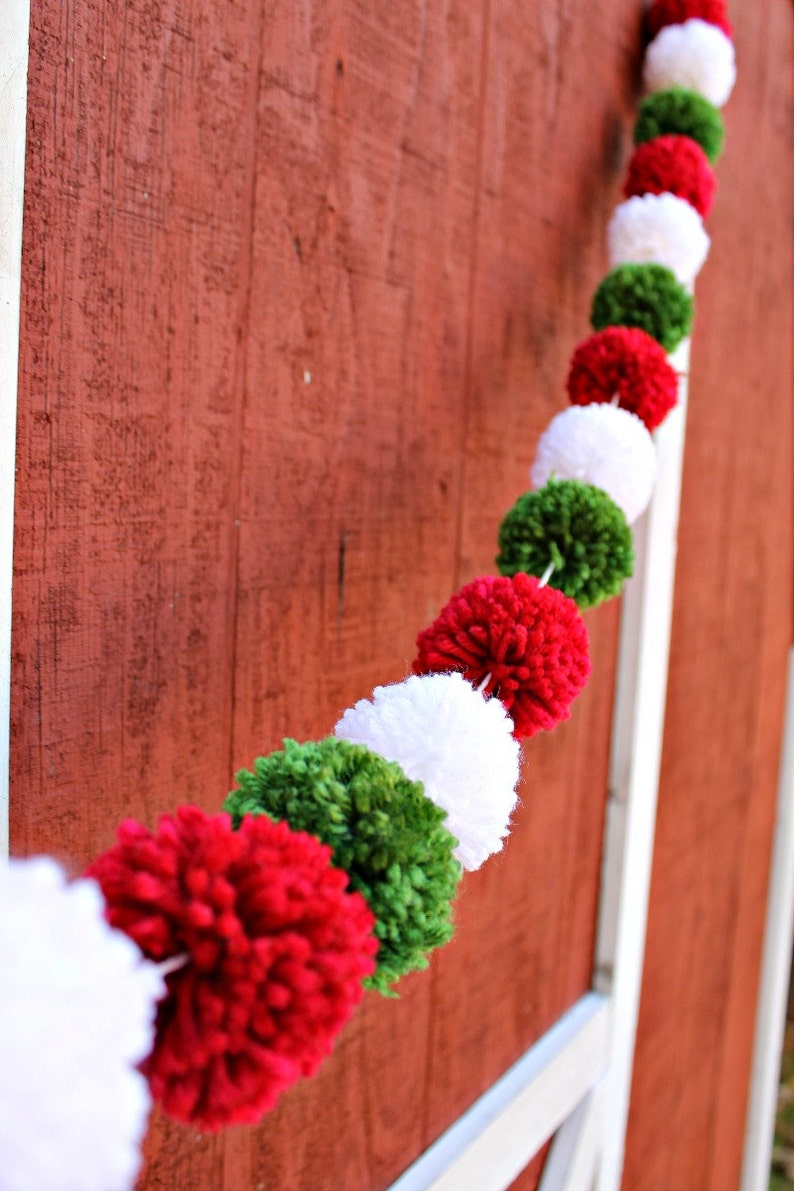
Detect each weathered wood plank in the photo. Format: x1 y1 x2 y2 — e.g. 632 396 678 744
12 0 264 859
0 0 30 858
420 3 641 1175
14 1 268 1187
622 1 794 1187
223 3 487 1187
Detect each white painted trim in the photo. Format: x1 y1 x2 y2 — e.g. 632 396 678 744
592 340 691 1191
386 993 610 1191
539 1090 600 1191
0 1 30 857
741 648 794 1191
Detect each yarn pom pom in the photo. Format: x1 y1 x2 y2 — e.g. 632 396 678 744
86 807 377 1129
635 88 725 163
567 327 679 432
531 405 657 525
607 193 710 285
225 739 461 994
591 262 694 353
497 479 634 609
647 0 732 39
414 573 591 739
644 20 736 108
0 856 164 1191
624 135 717 219
335 672 520 871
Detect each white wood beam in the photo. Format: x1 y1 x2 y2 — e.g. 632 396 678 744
539 1090 600 1191
741 648 794 1191
592 340 691 1190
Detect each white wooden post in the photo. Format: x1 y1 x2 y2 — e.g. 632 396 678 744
741 648 794 1191
591 340 691 1191
538 1091 601 1191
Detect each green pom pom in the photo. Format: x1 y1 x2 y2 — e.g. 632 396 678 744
496 479 634 609
591 263 693 353
634 88 725 163
224 737 462 994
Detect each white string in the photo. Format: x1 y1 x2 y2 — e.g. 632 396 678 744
156 952 189 977
539 560 556 588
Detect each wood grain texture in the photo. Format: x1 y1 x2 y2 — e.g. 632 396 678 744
12 0 264 866
621 2 794 1188
10 1 789 1190
12 2 629 1188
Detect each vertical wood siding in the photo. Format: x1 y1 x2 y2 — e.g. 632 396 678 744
623 2 794 1188
10 1 791 1189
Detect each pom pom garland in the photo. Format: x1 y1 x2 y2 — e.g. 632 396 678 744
86 807 377 1129
335 673 520 871
591 262 694 353
623 135 717 219
607 192 710 285
566 326 679 432
644 20 736 109
225 738 461 994
497 479 635 609
0 857 164 1191
414 572 591 739
634 87 725 163
530 405 657 525
647 0 733 43
0 7 737 1155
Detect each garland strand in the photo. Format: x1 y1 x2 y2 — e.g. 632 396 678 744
0 3 736 1186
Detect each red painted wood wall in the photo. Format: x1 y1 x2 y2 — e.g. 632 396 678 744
9 1 792 1189
624 2 794 1188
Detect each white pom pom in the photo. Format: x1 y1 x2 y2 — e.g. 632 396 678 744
607 192 710 285
530 404 657 525
0 856 165 1191
644 19 736 108
335 672 520 871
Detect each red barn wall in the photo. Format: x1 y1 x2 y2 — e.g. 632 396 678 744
10 1 792 1189
624 3 794 1188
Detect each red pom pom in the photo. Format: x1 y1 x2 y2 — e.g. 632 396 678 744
646 0 733 39
624 135 717 219
414 573 591 739
86 807 377 1130
566 326 679 432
